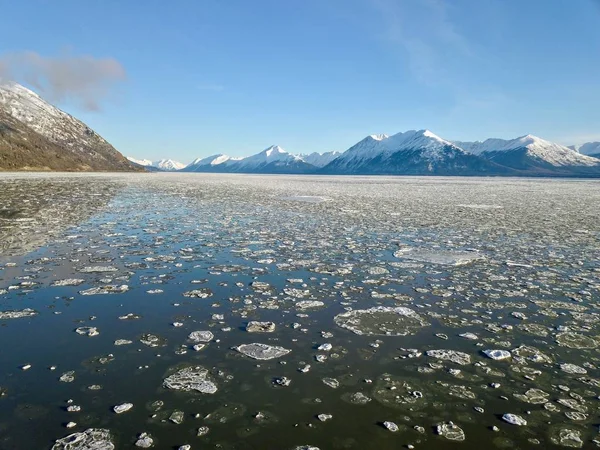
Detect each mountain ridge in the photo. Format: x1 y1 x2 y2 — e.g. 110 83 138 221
0 81 139 171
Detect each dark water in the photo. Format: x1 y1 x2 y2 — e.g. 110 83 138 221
0 173 599 449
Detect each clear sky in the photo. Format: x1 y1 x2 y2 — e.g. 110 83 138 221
1 0 600 162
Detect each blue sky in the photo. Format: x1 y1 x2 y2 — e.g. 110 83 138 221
1 0 600 162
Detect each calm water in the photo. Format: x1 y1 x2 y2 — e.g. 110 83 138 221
0 173 599 449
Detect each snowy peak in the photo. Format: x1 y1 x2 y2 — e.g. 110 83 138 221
239 145 303 168
154 159 186 171
264 145 287 157
126 157 185 171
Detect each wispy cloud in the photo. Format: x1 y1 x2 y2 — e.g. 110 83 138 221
197 83 225 92
0 51 126 111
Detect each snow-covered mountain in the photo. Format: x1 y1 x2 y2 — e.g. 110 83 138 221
229 145 314 173
456 135 600 176
181 154 242 172
179 131 600 178
183 146 317 174
569 142 600 159
321 130 508 175
127 157 185 171
0 81 137 171
297 151 341 168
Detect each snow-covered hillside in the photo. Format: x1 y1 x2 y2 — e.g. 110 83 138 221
0 81 136 171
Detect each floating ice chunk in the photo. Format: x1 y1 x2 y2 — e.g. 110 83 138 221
182 288 213 298
75 327 99 337
513 388 549 404
113 403 133 414
559 363 587 374
163 366 218 394
79 285 128 295
51 279 85 286
235 343 291 360
556 332 598 349
51 428 114 450
502 413 527 426
114 339 133 346
79 266 118 273
147 289 163 294
0 308 37 319
317 343 332 351
295 300 325 309
458 332 478 340
322 377 339 389
169 410 185 424
395 249 484 266
188 331 214 343
284 288 310 298
135 432 154 448
426 349 471 365
246 321 276 333
550 427 584 448
317 413 332 422
273 376 291 387
59 371 75 383
383 421 398 432
436 422 465 441
482 349 511 360
334 306 428 336
140 334 166 347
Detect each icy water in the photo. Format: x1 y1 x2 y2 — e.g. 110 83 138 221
0 173 599 450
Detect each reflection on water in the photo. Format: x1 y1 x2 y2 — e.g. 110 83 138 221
0 174 122 256
0 173 599 449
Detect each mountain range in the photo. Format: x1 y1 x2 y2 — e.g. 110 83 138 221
177 130 600 177
1 81 599 177
0 82 138 171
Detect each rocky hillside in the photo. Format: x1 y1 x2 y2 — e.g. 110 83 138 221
0 82 139 171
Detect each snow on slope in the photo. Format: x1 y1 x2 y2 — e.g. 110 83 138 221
456 135 600 167
153 159 186 171
126 157 185 171
0 81 108 148
182 154 243 171
0 81 135 171
235 145 303 169
330 130 464 169
298 151 341 168
569 142 600 157
127 157 153 166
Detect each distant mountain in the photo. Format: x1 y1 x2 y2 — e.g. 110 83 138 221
183 145 317 174
229 145 316 173
181 154 241 172
569 142 600 159
456 135 600 176
126 157 185 171
321 130 510 176
297 151 341 168
0 81 139 171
